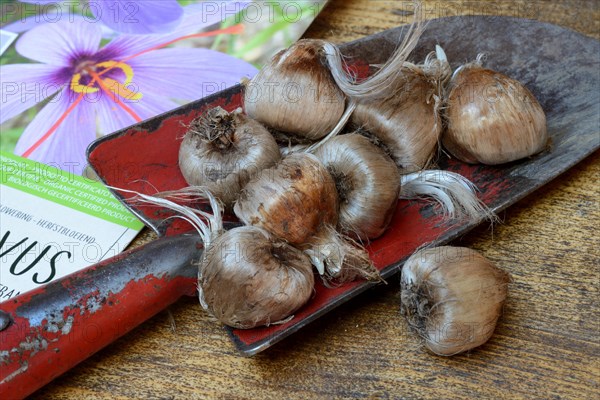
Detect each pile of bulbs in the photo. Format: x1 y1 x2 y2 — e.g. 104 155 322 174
134 16 546 355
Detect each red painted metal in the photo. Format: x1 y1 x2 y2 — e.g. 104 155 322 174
0 235 201 399
1 16 598 398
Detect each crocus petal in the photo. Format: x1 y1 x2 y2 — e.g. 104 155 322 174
17 0 57 3
3 8 62 33
89 0 183 35
16 18 102 66
127 94 181 121
128 48 257 100
0 64 64 124
99 1 250 59
3 12 116 37
93 89 180 136
14 89 96 174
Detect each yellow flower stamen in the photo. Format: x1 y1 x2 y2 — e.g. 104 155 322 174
70 60 143 101
70 74 99 94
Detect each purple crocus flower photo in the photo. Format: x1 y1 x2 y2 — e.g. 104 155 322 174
1 3 257 173
18 0 185 34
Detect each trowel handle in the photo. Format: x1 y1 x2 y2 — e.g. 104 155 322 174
0 234 201 399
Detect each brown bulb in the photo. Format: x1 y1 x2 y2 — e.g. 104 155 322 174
244 39 346 140
443 63 548 164
351 49 449 173
401 246 510 356
121 188 313 329
313 133 400 240
234 152 338 245
178 107 281 208
234 153 379 283
199 226 314 329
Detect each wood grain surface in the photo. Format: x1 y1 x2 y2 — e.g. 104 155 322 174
30 1 599 399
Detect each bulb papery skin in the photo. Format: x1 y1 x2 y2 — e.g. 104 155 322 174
307 225 380 283
313 134 400 240
198 226 314 329
244 39 346 140
234 153 339 246
400 246 510 356
351 66 443 173
179 107 281 208
443 65 548 165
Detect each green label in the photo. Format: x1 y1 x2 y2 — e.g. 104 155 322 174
0 152 143 230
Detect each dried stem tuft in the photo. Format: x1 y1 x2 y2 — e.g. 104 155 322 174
399 170 496 223
324 2 425 100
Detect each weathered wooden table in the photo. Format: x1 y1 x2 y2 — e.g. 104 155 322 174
32 1 599 398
